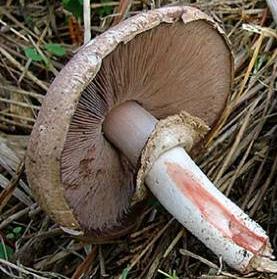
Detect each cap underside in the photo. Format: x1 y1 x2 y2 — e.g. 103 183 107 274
61 20 232 235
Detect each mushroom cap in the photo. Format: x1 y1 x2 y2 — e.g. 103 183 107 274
26 6 233 238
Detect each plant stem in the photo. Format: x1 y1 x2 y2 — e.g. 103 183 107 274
83 0 91 44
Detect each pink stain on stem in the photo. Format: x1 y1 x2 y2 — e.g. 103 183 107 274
166 162 267 255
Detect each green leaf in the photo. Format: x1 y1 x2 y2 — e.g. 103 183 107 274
0 243 13 260
97 0 113 17
13 226 23 235
44 43 66 57
120 267 130 279
62 0 83 19
6 233 15 240
24 47 43 62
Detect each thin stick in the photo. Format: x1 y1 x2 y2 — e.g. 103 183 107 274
266 0 277 24
0 85 44 102
129 219 174 270
250 155 277 216
99 245 107 276
0 161 25 212
235 34 264 99
0 111 35 122
163 229 185 258
0 46 48 91
83 0 91 44
0 97 40 110
0 19 29 42
0 116 33 129
0 259 66 279
0 206 31 229
28 35 59 77
214 96 261 183
71 246 97 279
179 249 241 279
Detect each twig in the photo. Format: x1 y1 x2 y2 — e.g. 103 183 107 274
0 259 50 279
34 242 84 270
0 161 24 211
0 116 33 129
0 84 44 103
0 18 29 42
0 7 44 43
0 46 48 91
71 245 97 279
99 245 108 277
214 96 261 183
128 219 174 271
163 229 185 258
235 33 264 99
113 0 133 25
179 249 240 279
0 206 31 229
0 111 35 122
28 34 59 76
250 154 277 216
0 97 40 110
266 0 277 24
83 0 91 44
0 172 33 207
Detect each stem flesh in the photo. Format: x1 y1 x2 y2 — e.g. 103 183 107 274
145 147 274 272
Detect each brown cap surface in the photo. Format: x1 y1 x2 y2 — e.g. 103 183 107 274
26 6 233 238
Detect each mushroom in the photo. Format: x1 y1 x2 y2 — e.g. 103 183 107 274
25 6 277 273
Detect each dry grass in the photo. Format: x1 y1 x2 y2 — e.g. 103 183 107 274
0 0 276 278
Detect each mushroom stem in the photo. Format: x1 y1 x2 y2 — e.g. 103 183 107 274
103 101 277 273
147 147 276 273
103 101 157 166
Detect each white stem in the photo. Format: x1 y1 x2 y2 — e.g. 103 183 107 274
83 0 91 44
146 147 276 273
103 101 277 273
